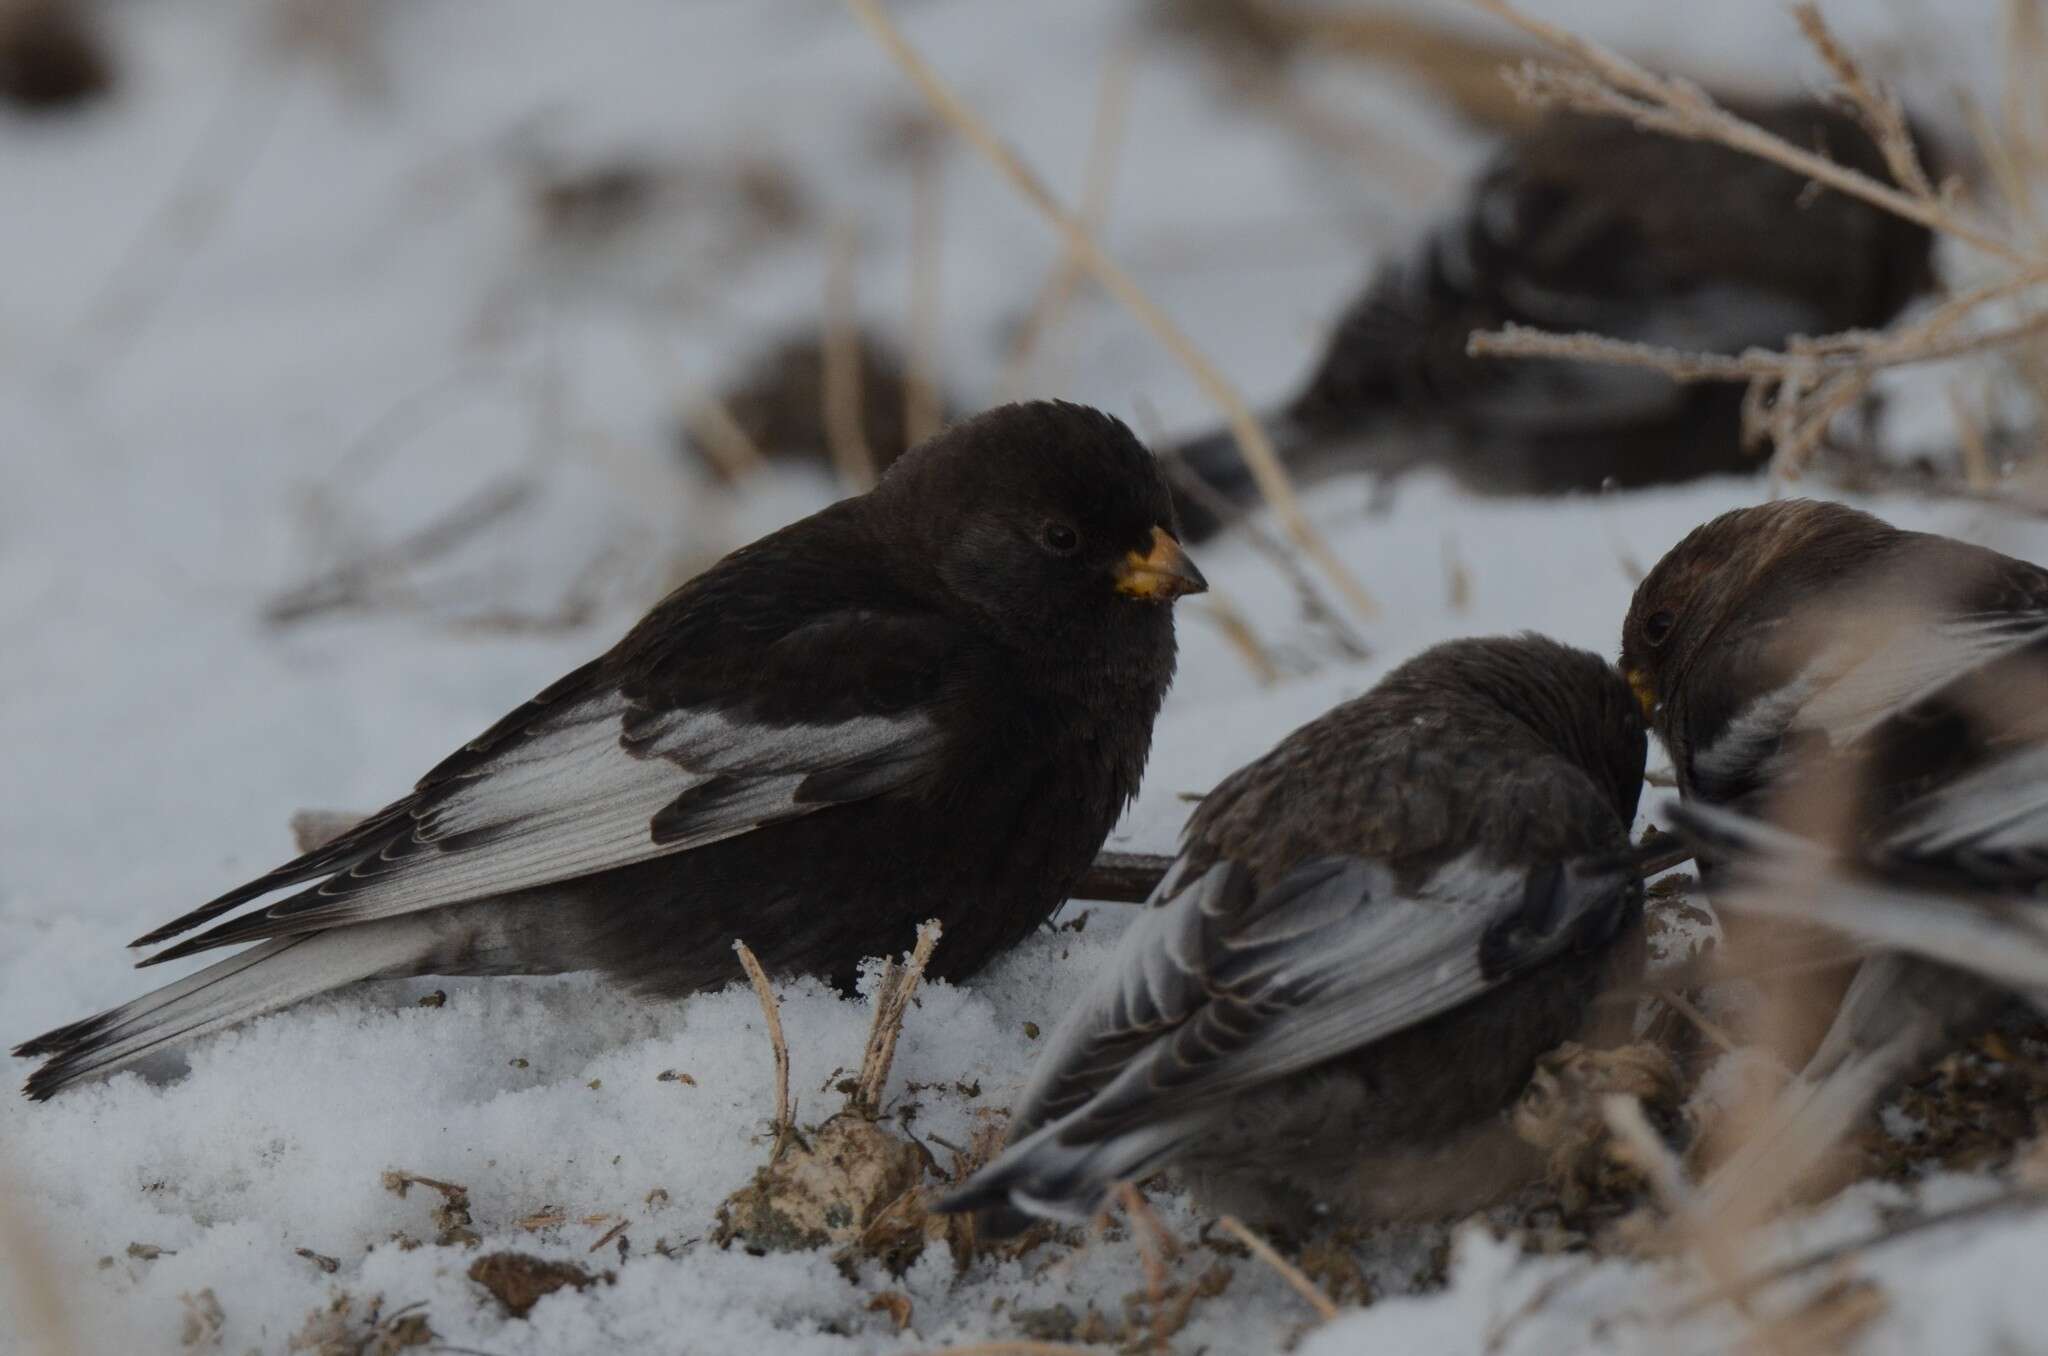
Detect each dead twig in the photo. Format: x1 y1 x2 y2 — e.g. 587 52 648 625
733 940 794 1156
1467 313 2048 384
1214 1214 1339 1322
999 47 1134 400
1469 0 2024 264
1154 443 1370 661
906 148 946 447
1072 850 1176 904
823 222 879 492
850 920 941 1115
1193 595 1282 686
1789 3 1934 199
264 477 536 626
846 0 1379 623
682 391 770 482
1667 1186 2048 1320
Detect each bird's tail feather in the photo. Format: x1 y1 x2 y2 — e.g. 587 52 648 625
935 1116 1190 1236
15 923 431 1100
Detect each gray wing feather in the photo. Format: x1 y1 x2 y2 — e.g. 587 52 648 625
150 691 941 951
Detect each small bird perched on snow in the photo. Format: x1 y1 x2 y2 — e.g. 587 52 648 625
941 635 1650 1233
1620 499 2048 1207
1168 102 1939 540
16 401 1206 1100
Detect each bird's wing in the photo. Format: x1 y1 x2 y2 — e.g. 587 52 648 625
1011 845 1640 1149
1688 610 2048 801
134 604 955 964
1879 742 2048 886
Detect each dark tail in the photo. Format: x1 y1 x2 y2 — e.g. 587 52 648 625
15 919 437 1099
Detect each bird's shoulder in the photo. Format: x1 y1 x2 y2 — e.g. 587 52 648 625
1187 694 1624 885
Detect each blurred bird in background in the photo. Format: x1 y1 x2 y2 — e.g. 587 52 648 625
1168 102 1940 540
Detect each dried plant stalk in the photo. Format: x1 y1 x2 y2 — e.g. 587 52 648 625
999 48 1134 401
906 150 946 446
1215 1214 1339 1321
851 920 941 1114
822 222 879 492
683 391 769 482
1471 0 2022 263
732 939 793 1151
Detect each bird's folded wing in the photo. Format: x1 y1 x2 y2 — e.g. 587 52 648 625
1012 847 1639 1149
1692 610 2048 792
134 662 944 965
1881 742 2048 885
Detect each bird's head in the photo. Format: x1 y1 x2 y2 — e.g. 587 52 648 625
875 401 1205 661
1620 499 1897 738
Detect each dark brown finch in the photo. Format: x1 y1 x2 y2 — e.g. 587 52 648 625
15 401 1205 1100
1169 101 1939 540
941 634 1650 1233
1622 499 2048 1209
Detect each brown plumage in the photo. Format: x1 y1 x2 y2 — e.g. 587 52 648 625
942 634 1649 1232
1622 499 2048 1206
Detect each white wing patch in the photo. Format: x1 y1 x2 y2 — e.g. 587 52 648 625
265 693 940 931
1695 612 2048 786
1886 743 2048 859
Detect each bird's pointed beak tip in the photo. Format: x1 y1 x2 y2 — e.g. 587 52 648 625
1624 665 1659 724
1115 526 1206 601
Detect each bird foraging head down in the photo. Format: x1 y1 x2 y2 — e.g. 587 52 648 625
941 634 1651 1234
1620 499 2048 1215
16 400 1203 1100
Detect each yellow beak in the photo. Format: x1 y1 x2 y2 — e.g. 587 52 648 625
1625 666 1659 723
1114 526 1207 601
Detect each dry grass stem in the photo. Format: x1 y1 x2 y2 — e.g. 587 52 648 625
1469 0 2022 264
264 476 536 626
683 391 770 482
999 48 1133 401
1193 595 1281 685
1654 987 1742 1057
823 222 879 492
1154 449 1370 660
1215 1215 1339 1322
906 150 946 446
846 0 1379 621
1468 312 2048 384
1600 1094 1692 1209
1788 3 1933 198
1667 1186 2048 1320
733 939 793 1152
1114 1183 1176 1355
851 920 942 1114
915 1344 1102 1356
1949 385 1998 488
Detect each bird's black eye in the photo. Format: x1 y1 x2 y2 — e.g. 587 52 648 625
1642 610 1677 647
1041 520 1080 555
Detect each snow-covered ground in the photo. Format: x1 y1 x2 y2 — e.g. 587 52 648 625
5 2 2047 1352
